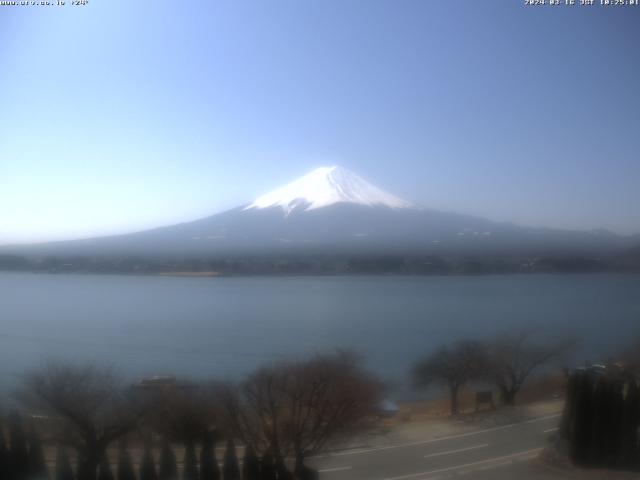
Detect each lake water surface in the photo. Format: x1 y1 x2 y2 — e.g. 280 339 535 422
1 272 639 397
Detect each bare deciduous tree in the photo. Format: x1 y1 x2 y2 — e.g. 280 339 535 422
484 331 576 405
413 340 487 415
282 351 382 465
219 368 288 455
145 384 219 443
619 335 640 373
21 363 144 480
221 351 382 469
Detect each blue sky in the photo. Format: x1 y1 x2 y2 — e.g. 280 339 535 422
1 1 639 244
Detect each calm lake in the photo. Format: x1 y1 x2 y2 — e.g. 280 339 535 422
1 272 639 398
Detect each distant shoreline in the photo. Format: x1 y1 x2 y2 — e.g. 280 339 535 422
157 271 220 277
1 269 639 278
2 248 639 276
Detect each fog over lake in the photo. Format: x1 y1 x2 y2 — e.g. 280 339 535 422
1 272 639 398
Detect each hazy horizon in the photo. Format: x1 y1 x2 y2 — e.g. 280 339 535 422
2 163 640 248
2 1 639 244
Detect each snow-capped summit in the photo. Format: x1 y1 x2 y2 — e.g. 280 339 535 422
244 166 415 214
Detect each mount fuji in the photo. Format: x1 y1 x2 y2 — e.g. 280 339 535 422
3 166 638 260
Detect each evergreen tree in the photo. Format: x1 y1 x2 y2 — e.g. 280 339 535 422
55 446 75 480
620 379 640 468
140 443 158 480
630 380 640 469
259 449 275 480
221 439 240 480
589 376 608 467
28 426 49 480
1 425 9 480
559 372 577 440
241 445 260 480
199 432 219 480
293 454 318 480
9 411 30 480
80 449 112 480
158 440 178 480
116 443 136 480
98 454 115 480
570 371 593 465
274 454 291 480
605 380 624 466
182 441 198 480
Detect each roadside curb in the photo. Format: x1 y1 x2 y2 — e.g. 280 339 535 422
535 447 640 479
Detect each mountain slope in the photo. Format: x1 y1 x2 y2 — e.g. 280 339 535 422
2 166 638 258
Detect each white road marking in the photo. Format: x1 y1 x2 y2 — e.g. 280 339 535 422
423 443 488 459
318 466 352 473
543 427 558 433
323 414 560 457
382 447 543 480
522 414 561 424
472 460 513 472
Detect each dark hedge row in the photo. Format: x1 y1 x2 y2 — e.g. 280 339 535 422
560 368 640 470
0 412 317 480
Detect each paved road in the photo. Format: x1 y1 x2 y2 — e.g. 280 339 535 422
310 414 562 480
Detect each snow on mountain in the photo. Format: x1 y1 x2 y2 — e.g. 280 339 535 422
244 166 415 214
